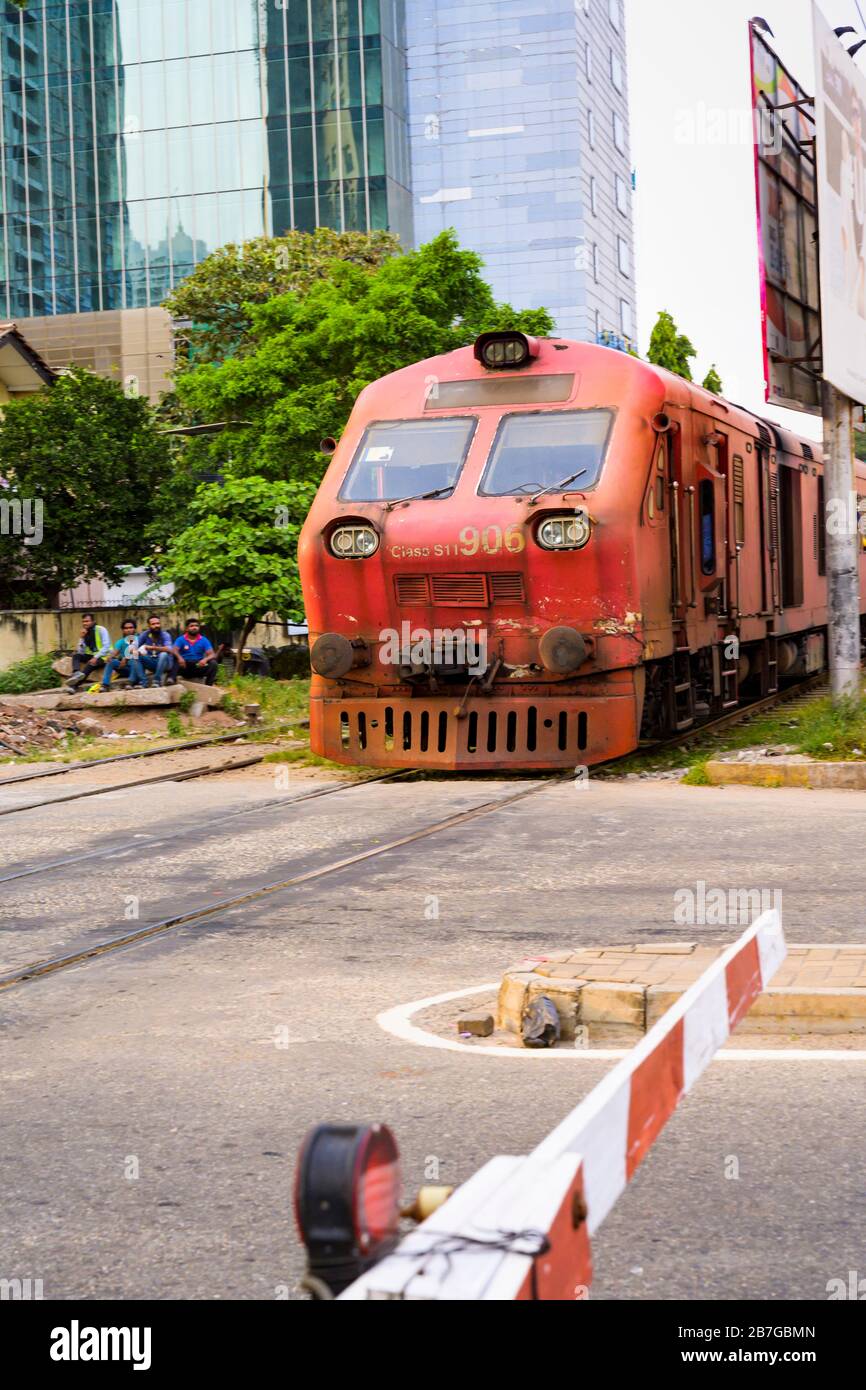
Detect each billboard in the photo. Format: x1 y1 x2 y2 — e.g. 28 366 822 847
749 23 822 415
813 4 866 405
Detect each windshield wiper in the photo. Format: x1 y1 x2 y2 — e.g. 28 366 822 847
384 486 453 512
527 469 588 506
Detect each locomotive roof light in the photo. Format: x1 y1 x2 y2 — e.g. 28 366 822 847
294 1122 402 1298
474 331 540 371
536 510 592 551
329 523 379 559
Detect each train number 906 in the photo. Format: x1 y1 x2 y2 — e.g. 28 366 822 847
458 525 525 556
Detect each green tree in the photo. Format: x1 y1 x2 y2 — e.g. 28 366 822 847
647 310 697 381
157 230 552 640
702 364 724 395
0 370 171 608
163 228 401 366
152 474 313 657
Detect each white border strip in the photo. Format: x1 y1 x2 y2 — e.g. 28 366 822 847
377 984 866 1062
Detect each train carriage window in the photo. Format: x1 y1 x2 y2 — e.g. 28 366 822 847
480 409 613 496
339 417 478 502
699 480 716 575
780 465 803 607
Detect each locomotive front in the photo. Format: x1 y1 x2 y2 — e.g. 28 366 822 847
298 332 664 771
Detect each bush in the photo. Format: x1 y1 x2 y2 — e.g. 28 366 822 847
0 652 62 695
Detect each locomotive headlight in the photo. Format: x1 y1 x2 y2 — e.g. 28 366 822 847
537 511 592 551
329 524 379 559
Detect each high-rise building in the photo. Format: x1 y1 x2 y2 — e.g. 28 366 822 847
0 1 632 398
0 0 413 396
406 0 635 347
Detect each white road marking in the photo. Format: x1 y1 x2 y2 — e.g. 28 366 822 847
377 984 866 1062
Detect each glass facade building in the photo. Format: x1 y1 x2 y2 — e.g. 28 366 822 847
0 0 632 392
0 0 413 323
405 0 635 345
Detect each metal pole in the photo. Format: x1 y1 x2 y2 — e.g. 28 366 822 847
822 381 861 701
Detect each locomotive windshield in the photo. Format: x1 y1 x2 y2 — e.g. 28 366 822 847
480 410 613 496
339 417 477 502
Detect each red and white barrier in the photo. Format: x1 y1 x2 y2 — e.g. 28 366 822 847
340 910 786 1300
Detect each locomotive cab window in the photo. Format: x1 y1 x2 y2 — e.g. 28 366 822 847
480 409 613 496
339 417 477 502
699 480 716 575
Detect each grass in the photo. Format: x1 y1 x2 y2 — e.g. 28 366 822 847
608 682 866 781
224 674 310 722
0 652 62 695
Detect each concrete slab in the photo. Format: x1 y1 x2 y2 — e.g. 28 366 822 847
2 680 225 711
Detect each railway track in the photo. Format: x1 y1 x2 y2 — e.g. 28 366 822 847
0 766 412 886
0 777 550 993
0 671 836 993
0 725 279 788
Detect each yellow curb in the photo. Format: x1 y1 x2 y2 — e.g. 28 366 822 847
705 760 866 789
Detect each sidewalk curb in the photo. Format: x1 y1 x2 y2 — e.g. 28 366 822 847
705 759 866 789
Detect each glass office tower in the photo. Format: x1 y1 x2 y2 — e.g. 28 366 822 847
0 0 413 394
405 0 636 346
0 1 633 394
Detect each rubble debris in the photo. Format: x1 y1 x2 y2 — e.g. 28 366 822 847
0 702 105 755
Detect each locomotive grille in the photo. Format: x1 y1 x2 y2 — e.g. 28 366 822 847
489 572 526 603
394 575 431 604
395 573 526 606
429 574 489 606
769 466 779 555
338 703 590 758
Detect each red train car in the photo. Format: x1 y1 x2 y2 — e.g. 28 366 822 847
298 331 866 771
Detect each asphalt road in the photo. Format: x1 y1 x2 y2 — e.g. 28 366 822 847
1 768 864 1301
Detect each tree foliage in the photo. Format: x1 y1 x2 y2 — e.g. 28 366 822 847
647 310 697 381
157 230 554 635
0 370 171 608
151 474 311 639
702 364 723 395
163 228 401 365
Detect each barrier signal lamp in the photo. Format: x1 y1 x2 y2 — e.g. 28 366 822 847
294 1123 402 1298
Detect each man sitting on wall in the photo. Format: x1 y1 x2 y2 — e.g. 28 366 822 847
137 614 176 687
66 613 112 689
100 619 144 690
173 619 219 686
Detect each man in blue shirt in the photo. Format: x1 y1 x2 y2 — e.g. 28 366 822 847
173 619 218 686
137 613 176 687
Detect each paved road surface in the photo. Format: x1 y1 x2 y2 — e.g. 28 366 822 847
1 771 864 1300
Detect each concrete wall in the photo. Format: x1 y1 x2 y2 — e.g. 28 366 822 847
0 609 290 670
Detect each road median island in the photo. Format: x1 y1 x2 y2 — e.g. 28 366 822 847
497 943 866 1041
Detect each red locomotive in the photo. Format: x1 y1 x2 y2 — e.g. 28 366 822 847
298 331 866 771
